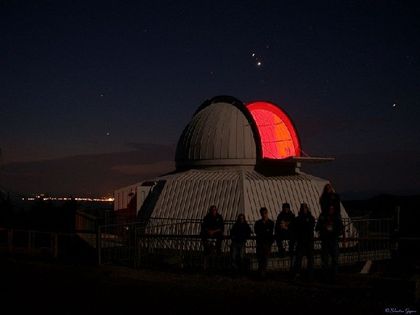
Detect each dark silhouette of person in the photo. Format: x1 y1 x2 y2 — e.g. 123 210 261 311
200 205 224 255
320 183 341 215
254 207 274 278
292 203 315 280
275 202 296 257
230 213 251 273
315 204 345 282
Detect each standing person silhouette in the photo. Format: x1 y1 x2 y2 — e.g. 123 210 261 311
316 205 345 282
320 183 341 215
292 203 315 280
230 213 251 274
200 205 224 255
275 202 296 257
254 207 274 279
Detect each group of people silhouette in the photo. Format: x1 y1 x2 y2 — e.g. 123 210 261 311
200 183 345 281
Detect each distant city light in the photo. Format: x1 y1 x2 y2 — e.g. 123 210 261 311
22 196 114 202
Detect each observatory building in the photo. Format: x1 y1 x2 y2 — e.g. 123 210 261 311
114 95 350 232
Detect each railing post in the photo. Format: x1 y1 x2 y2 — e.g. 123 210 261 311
97 225 102 265
52 233 58 258
134 225 138 268
128 224 133 267
7 229 13 253
28 231 32 254
394 207 400 256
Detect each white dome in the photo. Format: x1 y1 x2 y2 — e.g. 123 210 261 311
175 98 257 168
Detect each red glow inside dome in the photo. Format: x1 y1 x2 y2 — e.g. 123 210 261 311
247 101 301 159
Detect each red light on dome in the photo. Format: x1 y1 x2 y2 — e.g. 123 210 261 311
247 101 301 159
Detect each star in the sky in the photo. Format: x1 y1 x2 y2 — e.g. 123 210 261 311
251 52 263 67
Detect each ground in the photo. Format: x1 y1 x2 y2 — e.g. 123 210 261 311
1 256 418 315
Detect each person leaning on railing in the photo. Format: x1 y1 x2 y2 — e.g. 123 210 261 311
274 202 296 258
200 205 225 255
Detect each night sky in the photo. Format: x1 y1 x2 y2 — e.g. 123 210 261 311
1 1 419 197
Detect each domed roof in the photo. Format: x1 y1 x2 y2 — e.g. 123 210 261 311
175 96 258 168
175 96 302 170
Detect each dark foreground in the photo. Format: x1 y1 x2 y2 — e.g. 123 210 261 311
1 256 418 315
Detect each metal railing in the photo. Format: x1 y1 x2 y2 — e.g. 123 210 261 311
0 216 396 270
0 227 79 259
96 217 395 270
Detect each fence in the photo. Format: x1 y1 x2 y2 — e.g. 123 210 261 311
0 226 102 263
97 217 395 271
75 210 99 233
0 228 70 258
0 216 395 270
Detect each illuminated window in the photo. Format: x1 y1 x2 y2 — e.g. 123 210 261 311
247 101 301 159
